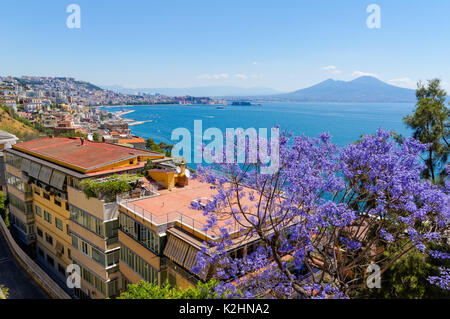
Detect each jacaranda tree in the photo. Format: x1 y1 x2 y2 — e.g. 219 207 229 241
190 128 449 298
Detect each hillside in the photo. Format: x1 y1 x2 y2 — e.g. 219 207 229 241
0 107 42 141
274 76 416 103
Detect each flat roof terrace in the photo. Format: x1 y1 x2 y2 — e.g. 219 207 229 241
12 137 163 173
119 179 251 240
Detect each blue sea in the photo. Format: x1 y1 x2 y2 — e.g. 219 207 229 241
105 102 415 149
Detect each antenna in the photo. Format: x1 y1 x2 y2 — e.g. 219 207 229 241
184 168 191 178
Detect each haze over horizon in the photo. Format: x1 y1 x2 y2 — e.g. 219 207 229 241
1 0 450 92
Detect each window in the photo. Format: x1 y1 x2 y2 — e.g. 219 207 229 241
37 227 43 237
119 213 159 253
6 173 24 192
107 250 119 267
54 199 61 207
108 279 119 297
35 205 42 217
45 233 53 246
75 263 106 296
69 205 104 237
44 211 52 224
91 247 106 266
58 264 65 275
43 193 50 200
68 248 71 259
120 244 157 284
38 248 44 257
55 218 63 230
8 193 25 211
47 255 54 267
81 241 88 255
71 234 79 249
5 153 22 169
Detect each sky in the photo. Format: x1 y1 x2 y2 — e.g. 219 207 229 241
1 0 450 92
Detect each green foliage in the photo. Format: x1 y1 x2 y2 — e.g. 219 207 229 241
92 132 100 142
0 191 9 226
0 285 9 299
356 246 450 299
58 131 88 138
117 279 238 299
79 174 140 201
145 138 173 157
403 79 449 183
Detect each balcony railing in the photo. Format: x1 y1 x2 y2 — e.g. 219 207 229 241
118 196 240 241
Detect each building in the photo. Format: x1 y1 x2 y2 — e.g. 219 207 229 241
117 166 258 290
3 136 261 299
0 130 18 191
3 137 165 298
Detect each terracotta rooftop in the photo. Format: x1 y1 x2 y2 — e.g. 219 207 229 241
13 137 164 173
117 138 145 144
122 179 252 238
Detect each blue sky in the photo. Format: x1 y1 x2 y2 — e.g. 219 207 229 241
1 0 450 92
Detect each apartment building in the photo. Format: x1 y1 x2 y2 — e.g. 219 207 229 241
117 166 259 291
3 137 165 298
3 136 261 298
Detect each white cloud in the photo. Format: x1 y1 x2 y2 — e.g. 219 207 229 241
235 74 248 80
252 62 257 65
322 65 337 71
196 73 229 80
234 74 248 80
323 65 342 75
352 71 377 78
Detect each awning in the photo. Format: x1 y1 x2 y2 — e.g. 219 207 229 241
21 158 31 174
50 170 66 190
29 162 42 179
38 166 53 184
183 246 199 271
163 234 190 267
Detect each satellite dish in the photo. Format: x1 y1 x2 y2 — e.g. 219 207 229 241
176 166 181 174
184 169 191 178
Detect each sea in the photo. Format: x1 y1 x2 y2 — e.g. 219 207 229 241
104 102 416 166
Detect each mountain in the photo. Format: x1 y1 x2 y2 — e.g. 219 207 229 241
102 85 281 97
274 76 416 103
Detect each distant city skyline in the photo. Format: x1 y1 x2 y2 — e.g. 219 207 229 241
1 0 450 92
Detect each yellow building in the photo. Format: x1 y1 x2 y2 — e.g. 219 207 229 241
4 137 165 298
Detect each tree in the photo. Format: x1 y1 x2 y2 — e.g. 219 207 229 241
357 246 450 299
190 129 450 299
92 132 100 142
145 138 173 156
0 191 9 226
404 79 449 183
116 279 237 299
0 285 9 299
